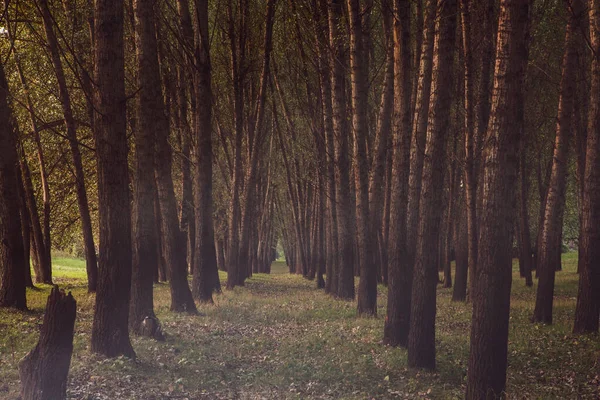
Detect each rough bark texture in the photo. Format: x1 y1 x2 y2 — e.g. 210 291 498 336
383 0 412 347
574 0 600 335
129 0 164 341
329 0 355 300
347 0 376 316
407 0 456 369
466 0 531 397
19 286 76 400
192 0 220 303
0 61 27 310
406 0 436 268
533 0 583 324
90 0 135 358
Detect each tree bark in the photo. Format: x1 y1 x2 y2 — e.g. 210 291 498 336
346 0 376 316
90 0 135 358
329 0 355 300
574 0 600 335
466 0 531 396
192 0 220 303
19 286 76 400
0 60 27 310
532 0 583 324
407 0 456 369
383 0 412 347
129 0 164 340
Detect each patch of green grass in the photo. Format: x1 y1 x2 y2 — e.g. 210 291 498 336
1 255 599 399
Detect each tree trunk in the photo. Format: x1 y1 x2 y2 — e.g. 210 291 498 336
192 0 220 303
346 0 376 316
38 0 98 293
19 286 76 400
574 0 600 335
383 0 412 347
533 0 583 324
129 0 164 340
407 0 456 369
466 0 531 396
406 0 436 269
0 61 27 310
329 0 355 300
91 0 135 358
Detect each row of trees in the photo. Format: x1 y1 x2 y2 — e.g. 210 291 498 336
0 0 599 398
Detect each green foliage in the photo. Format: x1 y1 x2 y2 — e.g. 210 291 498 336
1 256 598 398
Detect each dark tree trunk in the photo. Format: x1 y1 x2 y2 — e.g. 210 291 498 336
347 0 376 316
466 0 531 397
369 0 393 292
452 201 469 301
129 0 164 340
90 0 135 359
0 61 27 310
19 152 49 285
19 286 76 400
383 0 412 347
533 0 583 324
407 0 456 370
192 0 220 303
518 147 534 286
329 0 355 300
38 0 98 293
574 0 600 335
406 0 436 269
16 169 34 288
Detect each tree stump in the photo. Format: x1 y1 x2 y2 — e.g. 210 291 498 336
19 285 76 400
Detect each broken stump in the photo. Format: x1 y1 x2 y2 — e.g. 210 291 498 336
19 285 76 400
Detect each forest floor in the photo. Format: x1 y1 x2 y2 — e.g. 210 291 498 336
1 254 599 399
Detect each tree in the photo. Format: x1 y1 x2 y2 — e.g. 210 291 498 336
90 0 135 358
407 0 457 369
129 0 164 340
19 286 76 400
574 0 600 335
533 0 584 324
329 0 355 300
383 0 412 346
466 0 531 396
0 60 27 311
347 0 376 316
192 0 220 303
37 0 98 293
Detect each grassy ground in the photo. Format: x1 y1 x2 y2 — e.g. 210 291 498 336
1 254 599 399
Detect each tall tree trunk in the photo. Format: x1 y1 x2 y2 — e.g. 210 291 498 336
532 0 583 324
407 0 456 369
383 0 412 347
129 0 164 340
518 146 534 286
19 150 47 284
406 0 436 269
38 0 98 293
192 0 220 303
369 0 394 289
329 0 355 300
8 35 52 284
466 0 531 396
0 61 27 310
347 0 376 316
574 0 600 335
90 0 135 358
